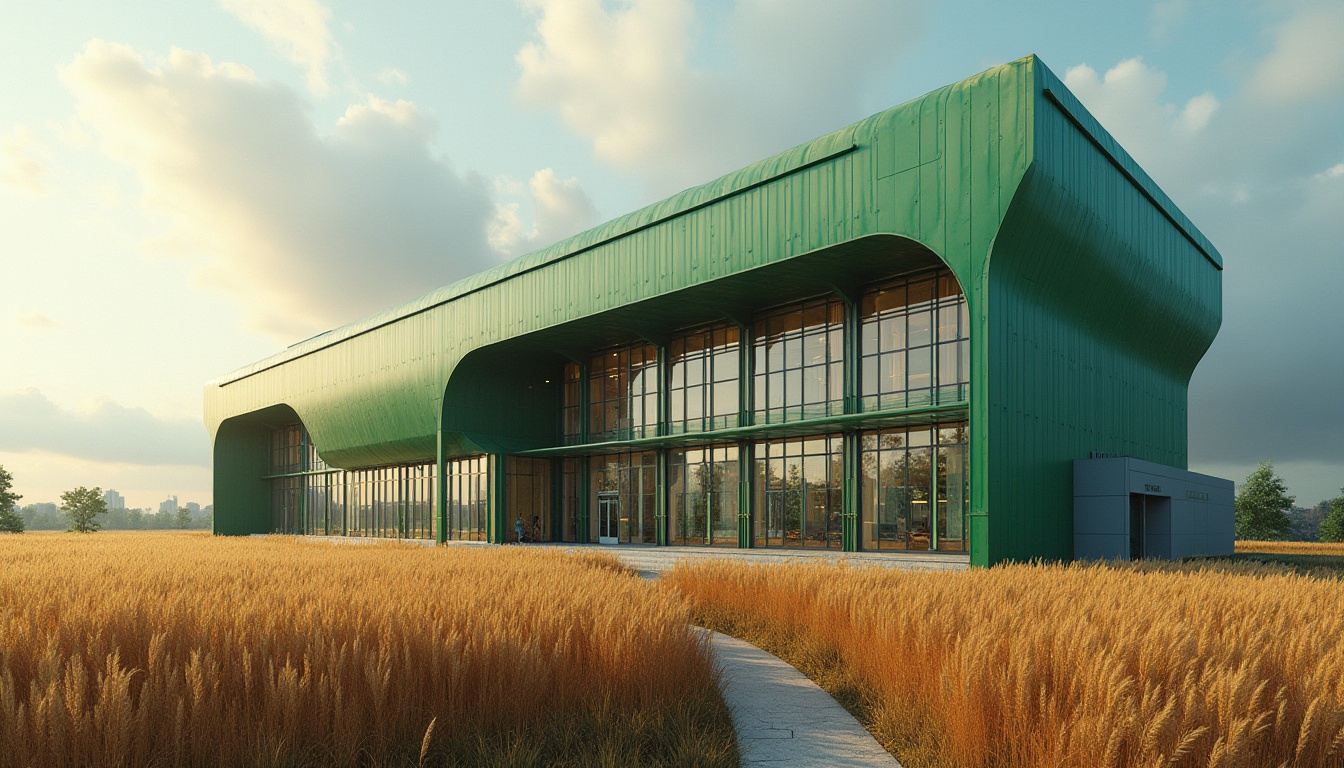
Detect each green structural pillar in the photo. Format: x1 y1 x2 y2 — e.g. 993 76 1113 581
435 429 448 544
840 290 862 552
738 441 753 548
488 454 509 544
655 449 669 546
842 431 860 552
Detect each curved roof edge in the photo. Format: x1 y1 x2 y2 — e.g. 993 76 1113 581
1032 56 1223 270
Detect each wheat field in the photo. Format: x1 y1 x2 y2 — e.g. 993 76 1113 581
665 558 1344 768
0 532 736 767
1236 540 1344 556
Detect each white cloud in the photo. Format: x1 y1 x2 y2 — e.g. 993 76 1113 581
0 389 209 467
516 0 923 196
1247 1 1344 104
14 313 59 330
220 0 336 95
61 40 503 340
377 66 408 86
1318 162 1344 180
489 167 600 257
0 125 49 195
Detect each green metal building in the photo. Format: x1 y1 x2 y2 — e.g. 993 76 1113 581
205 56 1222 567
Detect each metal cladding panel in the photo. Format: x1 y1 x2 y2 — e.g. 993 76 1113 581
974 64 1223 565
207 56 1038 471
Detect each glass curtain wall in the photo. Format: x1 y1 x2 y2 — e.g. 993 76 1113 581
506 457 552 542
753 436 843 548
589 451 657 544
668 445 739 546
561 363 582 444
753 297 845 424
859 422 968 551
588 344 659 441
668 324 740 434
860 268 969 411
445 455 488 541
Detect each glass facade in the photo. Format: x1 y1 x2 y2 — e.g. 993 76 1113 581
561 362 582 444
506 457 552 542
263 268 972 554
753 297 845 424
860 268 969 411
668 445 739 546
860 422 968 552
669 324 740 434
753 436 844 548
588 343 659 442
444 455 487 541
589 451 657 544
269 467 435 539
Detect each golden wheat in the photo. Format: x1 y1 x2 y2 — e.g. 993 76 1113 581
0 532 736 767
1237 540 1344 556
665 558 1344 768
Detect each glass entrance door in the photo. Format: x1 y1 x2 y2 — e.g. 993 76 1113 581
597 491 620 545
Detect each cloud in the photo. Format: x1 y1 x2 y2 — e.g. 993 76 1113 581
0 389 209 467
1062 19 1344 502
62 40 503 340
488 168 600 257
15 313 59 330
1246 1 1344 104
220 0 336 95
0 125 49 195
377 67 408 86
515 0 923 195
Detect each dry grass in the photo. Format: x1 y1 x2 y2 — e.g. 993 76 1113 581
0 532 737 767
664 558 1344 768
1237 540 1344 556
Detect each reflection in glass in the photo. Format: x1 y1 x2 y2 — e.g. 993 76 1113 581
860 268 968 411
859 422 968 552
669 445 739 546
753 436 842 548
752 297 845 424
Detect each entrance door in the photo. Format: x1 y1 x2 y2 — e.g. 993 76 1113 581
597 491 620 545
1129 494 1145 560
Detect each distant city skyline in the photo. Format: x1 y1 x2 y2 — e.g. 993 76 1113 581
1 0 1340 507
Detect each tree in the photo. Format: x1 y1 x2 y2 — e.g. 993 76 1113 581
1234 462 1294 541
60 486 107 533
175 505 192 529
0 465 22 533
1318 490 1344 543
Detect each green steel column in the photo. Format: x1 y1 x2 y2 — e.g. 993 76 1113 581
841 298 861 551
843 294 861 415
737 322 753 427
435 429 448 544
655 449 669 546
842 431 859 552
298 428 308 534
655 345 668 546
738 441 753 548
489 454 508 544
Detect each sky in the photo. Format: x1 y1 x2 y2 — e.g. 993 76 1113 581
1 0 1340 510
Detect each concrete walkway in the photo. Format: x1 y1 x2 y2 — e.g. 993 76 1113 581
703 629 903 767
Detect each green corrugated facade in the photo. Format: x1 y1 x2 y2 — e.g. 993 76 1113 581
205 56 1221 566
